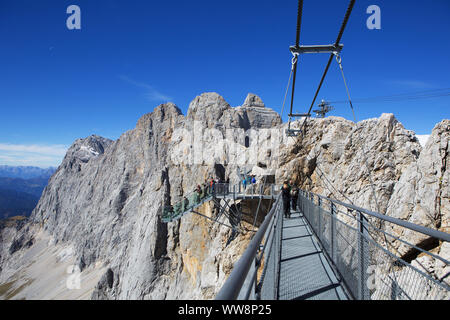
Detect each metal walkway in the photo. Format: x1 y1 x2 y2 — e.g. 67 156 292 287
216 189 450 300
278 211 348 300
162 183 277 223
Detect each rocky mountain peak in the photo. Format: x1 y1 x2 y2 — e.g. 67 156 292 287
154 102 182 117
136 102 183 133
185 92 281 130
187 92 231 122
64 135 113 165
242 93 265 108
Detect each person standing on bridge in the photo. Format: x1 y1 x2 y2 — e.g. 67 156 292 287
211 178 216 194
201 183 208 199
183 196 190 211
193 185 201 204
282 182 291 218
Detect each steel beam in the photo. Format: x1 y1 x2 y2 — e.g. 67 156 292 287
288 113 311 117
290 44 344 55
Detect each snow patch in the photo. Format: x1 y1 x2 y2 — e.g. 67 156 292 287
57 246 75 262
416 135 430 147
79 145 100 156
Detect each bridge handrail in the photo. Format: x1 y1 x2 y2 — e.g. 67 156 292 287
216 194 282 300
298 190 450 299
302 190 450 243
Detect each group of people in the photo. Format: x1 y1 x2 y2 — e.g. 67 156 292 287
165 177 231 219
195 178 219 200
242 175 256 190
281 180 299 218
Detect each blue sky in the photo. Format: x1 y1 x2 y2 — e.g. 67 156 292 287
0 0 449 167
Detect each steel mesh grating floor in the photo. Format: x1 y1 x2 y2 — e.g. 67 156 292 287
278 211 349 300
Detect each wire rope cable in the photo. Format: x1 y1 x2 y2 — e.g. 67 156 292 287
297 0 356 137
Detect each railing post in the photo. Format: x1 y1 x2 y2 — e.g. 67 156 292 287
275 202 283 300
253 256 257 299
330 201 335 261
304 192 308 219
271 214 278 300
298 191 301 213
318 196 322 239
302 191 305 215
357 211 369 300
304 192 307 216
309 193 314 224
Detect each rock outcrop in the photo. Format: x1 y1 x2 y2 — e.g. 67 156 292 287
276 113 422 213
384 120 449 281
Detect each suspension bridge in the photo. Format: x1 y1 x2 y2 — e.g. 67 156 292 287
162 182 450 300
161 0 450 300
214 187 450 300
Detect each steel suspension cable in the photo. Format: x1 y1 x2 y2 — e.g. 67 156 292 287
295 0 303 47
192 210 235 230
334 54 357 121
330 88 450 104
298 0 356 136
280 57 296 119
288 0 303 121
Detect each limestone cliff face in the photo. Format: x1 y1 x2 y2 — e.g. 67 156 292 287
277 114 422 213
0 91 447 300
0 93 281 300
385 120 449 236
384 120 449 282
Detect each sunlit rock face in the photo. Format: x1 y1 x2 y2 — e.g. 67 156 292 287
277 115 448 291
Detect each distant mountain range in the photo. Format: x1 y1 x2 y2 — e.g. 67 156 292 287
0 166 56 219
0 165 56 180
